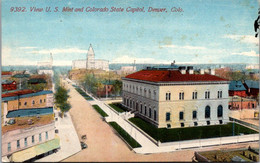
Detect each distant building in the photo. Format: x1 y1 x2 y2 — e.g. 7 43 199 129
37 53 53 76
96 81 115 98
1 90 59 162
72 59 86 69
2 72 12 79
122 66 230 128
2 80 17 91
229 81 247 97
229 96 257 110
72 44 109 71
243 80 259 98
116 66 137 75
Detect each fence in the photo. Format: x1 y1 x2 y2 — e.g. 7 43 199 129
229 117 259 131
159 134 259 149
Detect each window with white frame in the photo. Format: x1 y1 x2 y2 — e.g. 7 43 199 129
192 91 197 99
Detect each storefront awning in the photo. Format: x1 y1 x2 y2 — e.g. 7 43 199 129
10 138 60 162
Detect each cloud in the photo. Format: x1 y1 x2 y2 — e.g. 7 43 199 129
111 55 169 64
19 46 38 49
160 44 206 50
223 35 259 45
27 47 88 54
232 50 259 57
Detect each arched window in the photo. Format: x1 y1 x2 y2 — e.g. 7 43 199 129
217 105 223 117
32 100 35 105
205 106 211 118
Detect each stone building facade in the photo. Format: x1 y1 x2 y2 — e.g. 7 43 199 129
122 67 230 128
72 44 109 71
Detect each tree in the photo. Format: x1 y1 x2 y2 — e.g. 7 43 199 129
54 86 71 118
112 80 122 97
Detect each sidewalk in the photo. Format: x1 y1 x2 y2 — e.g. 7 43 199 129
35 108 81 162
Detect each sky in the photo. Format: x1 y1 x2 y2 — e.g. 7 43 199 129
2 0 259 66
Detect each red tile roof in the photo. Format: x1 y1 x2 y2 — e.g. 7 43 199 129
124 70 229 82
2 89 36 98
2 71 12 75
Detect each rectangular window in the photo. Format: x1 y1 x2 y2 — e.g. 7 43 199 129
192 92 197 99
205 92 207 99
144 106 147 115
217 91 220 98
39 133 42 142
45 132 48 140
17 140 20 149
192 111 197 119
169 93 171 100
149 108 152 118
166 93 168 100
181 123 185 127
179 92 184 100
220 91 222 98
154 110 157 121
140 104 143 113
8 142 11 152
24 138 27 147
166 112 171 121
208 92 210 99
179 112 184 120
32 135 35 143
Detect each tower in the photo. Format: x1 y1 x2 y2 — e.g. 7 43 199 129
86 44 95 69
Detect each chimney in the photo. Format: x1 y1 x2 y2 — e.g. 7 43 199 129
210 69 215 75
187 66 194 74
200 69 204 75
179 66 186 74
205 69 210 73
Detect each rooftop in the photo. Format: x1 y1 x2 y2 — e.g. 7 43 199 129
2 80 16 85
2 114 54 134
2 71 12 76
229 81 246 91
124 70 228 83
2 90 53 101
12 74 30 78
244 80 259 89
28 78 47 84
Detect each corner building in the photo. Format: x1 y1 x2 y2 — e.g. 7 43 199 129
122 67 230 128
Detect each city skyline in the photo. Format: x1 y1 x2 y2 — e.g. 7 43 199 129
2 0 259 66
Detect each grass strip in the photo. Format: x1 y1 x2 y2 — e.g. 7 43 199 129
109 122 141 148
92 105 108 117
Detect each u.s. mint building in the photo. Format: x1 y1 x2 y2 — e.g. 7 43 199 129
122 66 230 128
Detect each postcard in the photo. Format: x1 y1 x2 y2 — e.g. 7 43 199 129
1 0 259 162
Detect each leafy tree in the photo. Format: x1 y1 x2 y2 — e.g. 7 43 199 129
112 80 122 96
54 86 71 117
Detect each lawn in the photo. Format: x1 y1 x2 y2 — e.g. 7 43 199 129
109 122 141 148
129 117 258 143
109 103 128 113
92 105 108 117
74 87 93 101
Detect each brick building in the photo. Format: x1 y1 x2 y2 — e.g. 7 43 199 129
243 80 259 98
1 89 59 162
2 80 17 91
229 81 247 97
